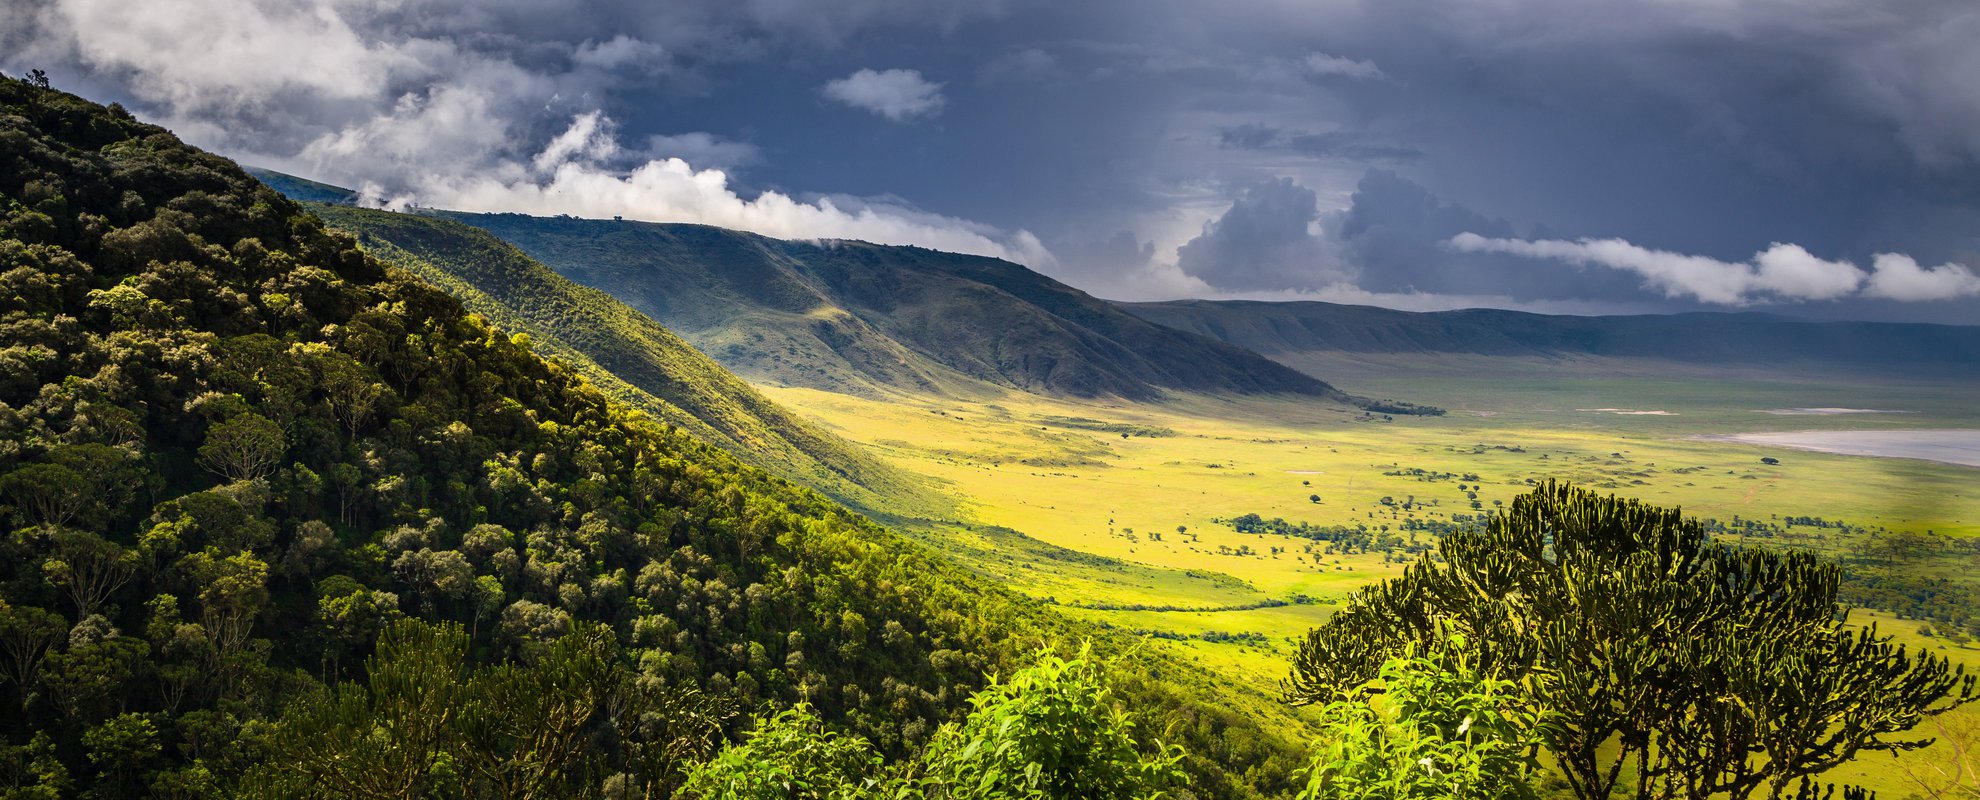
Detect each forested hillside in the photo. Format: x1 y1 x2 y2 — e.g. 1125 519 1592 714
304 204 942 517
0 79 1303 797
434 211 1343 402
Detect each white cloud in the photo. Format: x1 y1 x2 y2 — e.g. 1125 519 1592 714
1749 243 1866 300
821 68 946 122
44 0 404 111
421 114 1054 267
1863 253 1980 301
1448 233 1980 304
1302 52 1384 80
572 35 668 72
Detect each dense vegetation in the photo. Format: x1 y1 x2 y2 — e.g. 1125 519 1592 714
0 78 1304 797
303 204 939 517
1288 482 1974 800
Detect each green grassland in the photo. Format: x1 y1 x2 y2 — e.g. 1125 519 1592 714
765 365 1977 608
759 361 1980 794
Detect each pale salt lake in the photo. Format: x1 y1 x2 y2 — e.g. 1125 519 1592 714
1701 429 1980 469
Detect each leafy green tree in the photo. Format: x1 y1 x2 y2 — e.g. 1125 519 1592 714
197 412 285 482
39 616 149 727
917 646 1188 800
607 682 735 800
0 731 70 798
39 529 138 620
1296 634 1538 800
453 623 622 797
1 463 89 528
678 704 882 800
1287 481 1975 800
0 599 65 709
312 578 402 680
255 619 469 799
82 712 161 797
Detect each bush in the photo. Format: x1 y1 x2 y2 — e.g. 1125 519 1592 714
1297 634 1538 800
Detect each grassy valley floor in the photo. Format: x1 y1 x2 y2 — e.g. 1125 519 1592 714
758 361 1980 796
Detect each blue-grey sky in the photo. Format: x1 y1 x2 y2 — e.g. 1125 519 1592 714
8 0 1980 322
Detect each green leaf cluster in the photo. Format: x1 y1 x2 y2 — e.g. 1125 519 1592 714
1297 634 1538 800
1288 480 1975 800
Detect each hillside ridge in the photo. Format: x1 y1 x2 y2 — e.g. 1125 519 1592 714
427 210 1343 402
1122 298 1980 372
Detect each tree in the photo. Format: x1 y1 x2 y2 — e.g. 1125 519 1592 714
197 413 286 482
1286 481 1975 800
0 600 66 709
1297 634 1539 800
391 548 474 615
1 464 90 528
40 529 138 620
180 549 269 660
917 645 1188 800
256 619 470 799
262 619 693 800
677 704 881 800
302 345 385 438
607 683 734 799
83 712 162 795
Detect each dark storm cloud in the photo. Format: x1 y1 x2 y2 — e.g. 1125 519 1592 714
1175 177 1344 291
1217 125 1420 162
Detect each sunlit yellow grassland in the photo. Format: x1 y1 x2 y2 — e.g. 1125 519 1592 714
764 365 1978 612
758 362 1980 793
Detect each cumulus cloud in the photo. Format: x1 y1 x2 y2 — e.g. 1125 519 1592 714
1302 52 1383 80
821 68 946 121
1448 233 1977 305
1862 254 1980 301
1174 178 1346 291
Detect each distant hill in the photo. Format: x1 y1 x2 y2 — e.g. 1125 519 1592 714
245 165 359 205
437 213 1343 402
308 204 944 516
1121 299 1980 376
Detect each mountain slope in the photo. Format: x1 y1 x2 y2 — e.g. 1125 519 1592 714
443 212 1342 402
306 204 943 516
0 79 1301 797
1123 299 1980 375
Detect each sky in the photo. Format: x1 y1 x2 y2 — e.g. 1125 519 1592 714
6 0 1980 323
